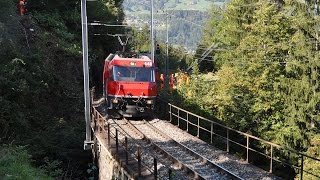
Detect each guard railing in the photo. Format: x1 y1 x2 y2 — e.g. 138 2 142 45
91 106 174 179
156 99 320 180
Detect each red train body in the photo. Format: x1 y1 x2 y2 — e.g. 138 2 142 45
103 52 157 117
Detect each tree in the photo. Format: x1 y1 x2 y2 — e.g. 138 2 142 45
0 0 125 178
177 1 320 178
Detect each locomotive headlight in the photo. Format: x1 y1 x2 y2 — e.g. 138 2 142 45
146 100 153 104
112 99 119 104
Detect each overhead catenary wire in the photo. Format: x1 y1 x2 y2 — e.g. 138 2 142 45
129 0 207 29
196 58 318 66
126 0 320 70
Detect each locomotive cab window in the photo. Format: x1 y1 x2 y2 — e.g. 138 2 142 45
112 66 155 82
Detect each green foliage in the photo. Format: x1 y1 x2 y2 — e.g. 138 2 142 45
0 0 125 179
129 26 192 73
39 157 63 177
0 144 52 180
176 0 320 178
130 25 151 52
296 134 320 180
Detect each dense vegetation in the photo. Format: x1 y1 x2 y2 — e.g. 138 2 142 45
0 0 124 178
0 145 52 180
175 0 320 178
130 25 192 73
1 0 319 178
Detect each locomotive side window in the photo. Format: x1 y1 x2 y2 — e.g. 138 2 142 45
108 66 113 80
112 66 155 82
136 68 155 82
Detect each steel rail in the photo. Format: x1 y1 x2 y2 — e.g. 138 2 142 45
126 120 243 180
105 119 162 177
144 120 244 180
91 108 157 178
163 100 320 178
124 119 203 179
116 118 190 179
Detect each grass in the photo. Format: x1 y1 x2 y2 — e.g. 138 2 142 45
0 145 53 180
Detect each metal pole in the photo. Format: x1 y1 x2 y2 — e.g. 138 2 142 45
169 105 172 122
150 0 155 63
300 155 304 180
138 146 141 176
316 0 319 50
246 136 249 163
125 137 128 165
154 158 157 179
269 145 273 173
81 0 92 150
98 116 101 133
227 129 229 153
166 11 169 91
116 129 119 153
108 124 111 148
210 122 213 144
197 117 200 137
187 114 189 132
177 109 180 127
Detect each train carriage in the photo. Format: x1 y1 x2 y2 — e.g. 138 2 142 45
103 52 157 117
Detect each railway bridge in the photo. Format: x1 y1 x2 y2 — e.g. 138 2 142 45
89 95 320 180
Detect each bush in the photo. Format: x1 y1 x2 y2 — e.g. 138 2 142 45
0 144 53 180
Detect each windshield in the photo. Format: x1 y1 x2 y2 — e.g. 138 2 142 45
112 66 155 82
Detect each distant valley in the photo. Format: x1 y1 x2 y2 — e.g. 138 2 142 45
123 0 228 52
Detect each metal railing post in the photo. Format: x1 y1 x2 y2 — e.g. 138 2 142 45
197 117 200 137
300 155 304 180
210 122 213 144
125 137 128 165
187 114 189 132
269 145 273 173
169 105 172 122
162 101 165 119
94 112 97 132
116 129 119 153
99 116 102 132
227 129 229 153
154 158 157 179
165 102 168 120
107 124 111 148
100 116 104 132
91 111 95 130
138 146 141 176
246 135 249 163
177 109 180 127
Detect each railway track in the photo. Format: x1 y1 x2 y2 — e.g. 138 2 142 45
107 119 188 179
123 119 243 180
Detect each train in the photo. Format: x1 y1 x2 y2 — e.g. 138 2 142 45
103 52 157 118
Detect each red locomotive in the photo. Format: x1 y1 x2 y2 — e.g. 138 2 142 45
103 52 157 117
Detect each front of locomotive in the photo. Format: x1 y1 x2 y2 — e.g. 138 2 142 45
106 55 157 117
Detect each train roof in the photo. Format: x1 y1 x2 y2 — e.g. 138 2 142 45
105 52 152 62
105 52 154 67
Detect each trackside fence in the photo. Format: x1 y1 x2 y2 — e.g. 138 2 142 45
91 107 173 179
156 99 320 180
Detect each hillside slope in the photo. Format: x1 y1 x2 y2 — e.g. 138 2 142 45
123 0 228 51
0 0 124 178
123 0 226 13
